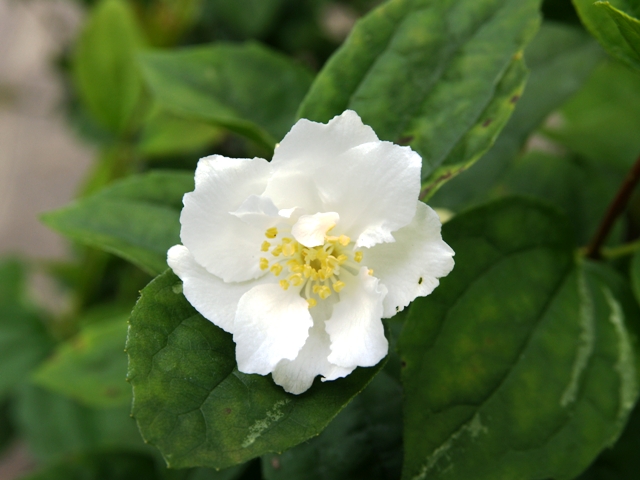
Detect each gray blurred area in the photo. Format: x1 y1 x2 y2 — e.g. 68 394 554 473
0 0 92 477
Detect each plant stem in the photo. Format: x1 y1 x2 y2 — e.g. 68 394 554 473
586 154 640 259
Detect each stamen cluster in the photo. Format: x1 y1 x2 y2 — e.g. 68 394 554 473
259 227 368 307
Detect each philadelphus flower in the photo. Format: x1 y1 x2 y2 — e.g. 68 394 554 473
167 110 454 394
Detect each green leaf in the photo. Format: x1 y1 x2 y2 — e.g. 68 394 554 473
20 452 159 480
542 59 640 171
127 270 384 469
0 259 53 400
431 22 603 210
32 315 130 408
138 109 223 158
14 383 148 462
400 198 638 480
298 0 542 197
492 150 624 245
41 171 193 276
261 370 402 480
74 0 144 134
140 43 313 150
573 0 640 70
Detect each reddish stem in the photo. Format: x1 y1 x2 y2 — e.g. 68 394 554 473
586 154 640 259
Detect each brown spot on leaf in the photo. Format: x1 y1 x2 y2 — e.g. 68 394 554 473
401 361 407 368
510 95 520 104
271 457 281 469
104 387 121 398
224 408 232 415
482 118 493 127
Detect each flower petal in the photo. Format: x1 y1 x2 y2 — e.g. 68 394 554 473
234 284 313 375
291 212 340 248
324 141 422 248
325 267 388 369
265 112 421 248
167 245 263 334
272 297 354 394
365 202 455 318
180 155 272 283
263 110 379 213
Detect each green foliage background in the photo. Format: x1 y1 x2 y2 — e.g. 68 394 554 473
3 0 640 479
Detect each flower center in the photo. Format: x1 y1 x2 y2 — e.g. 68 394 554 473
259 227 368 307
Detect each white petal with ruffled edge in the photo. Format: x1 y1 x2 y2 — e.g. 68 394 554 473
234 284 313 375
272 298 354 394
167 245 266 334
365 202 455 318
263 110 379 213
325 267 388 369
180 156 272 283
265 111 421 248
320 140 421 248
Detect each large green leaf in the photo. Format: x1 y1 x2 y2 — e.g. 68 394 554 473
41 171 193 276
493 150 623 245
431 22 603 210
74 0 144 134
127 270 384 469
0 259 53 400
32 315 130 408
261 370 402 480
140 43 313 150
399 198 638 480
573 0 640 70
206 0 286 38
298 0 542 197
14 383 148 462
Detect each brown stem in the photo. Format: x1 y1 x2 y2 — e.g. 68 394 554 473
586 154 640 259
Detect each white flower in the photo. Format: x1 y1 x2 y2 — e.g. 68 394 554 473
167 110 454 394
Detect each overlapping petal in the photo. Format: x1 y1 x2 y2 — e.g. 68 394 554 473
167 245 265 333
325 268 388 369
272 299 354 394
234 284 313 375
365 202 455 318
180 155 272 283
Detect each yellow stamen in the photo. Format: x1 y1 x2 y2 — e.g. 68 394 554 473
312 285 321 294
261 241 271 252
259 258 269 270
338 235 350 246
289 274 303 286
337 254 348 265
265 227 278 239
281 237 292 243
318 286 332 299
303 265 313 278
270 264 283 276
354 251 363 263
333 280 345 293
279 280 290 291
368 269 374 276
271 245 282 256
307 298 317 308
282 243 296 257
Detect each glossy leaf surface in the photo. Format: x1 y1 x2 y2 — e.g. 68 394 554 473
400 198 637 480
